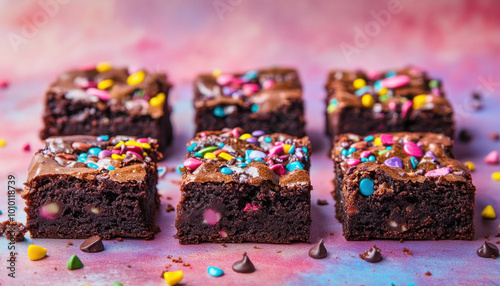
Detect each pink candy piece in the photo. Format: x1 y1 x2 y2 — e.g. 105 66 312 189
269 145 284 156
23 143 31 152
270 164 286 175
203 209 221 226
136 138 149 143
401 100 413 117
351 141 367 149
274 141 285 147
183 158 203 171
484 150 499 164
74 77 96 88
388 101 397 111
381 75 410 89
0 80 9 88
360 150 372 158
112 150 121 154
216 74 234 85
366 71 381 80
346 159 361 167
126 145 144 155
86 88 111 101
262 80 275 89
243 203 259 212
200 132 207 138
231 128 240 138
425 167 451 178
242 83 260 96
404 142 423 157
380 134 394 145
126 150 143 159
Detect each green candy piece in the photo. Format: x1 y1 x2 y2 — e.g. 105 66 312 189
379 95 388 102
198 146 218 155
67 254 83 270
112 283 124 286
378 150 389 155
327 104 337 114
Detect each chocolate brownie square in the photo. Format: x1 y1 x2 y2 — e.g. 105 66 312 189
325 67 454 141
332 132 475 240
175 127 311 244
40 63 173 153
194 68 306 137
22 135 162 239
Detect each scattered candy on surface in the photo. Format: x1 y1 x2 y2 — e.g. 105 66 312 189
164 270 183 286
0 138 6 147
481 205 496 220
28 245 47 261
23 143 30 152
465 161 475 172
67 254 84 270
492 172 500 181
207 266 224 277
484 150 499 164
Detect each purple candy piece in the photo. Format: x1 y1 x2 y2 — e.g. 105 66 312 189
425 167 451 178
98 150 112 159
384 156 403 168
295 149 304 159
245 138 258 144
222 86 233 96
424 151 439 163
248 150 267 160
251 130 266 137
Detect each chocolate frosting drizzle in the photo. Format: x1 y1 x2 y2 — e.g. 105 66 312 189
181 128 311 188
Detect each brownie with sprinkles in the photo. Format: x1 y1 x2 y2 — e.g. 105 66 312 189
325 67 455 141
22 135 162 239
332 132 475 240
194 68 306 137
40 63 173 153
175 127 311 244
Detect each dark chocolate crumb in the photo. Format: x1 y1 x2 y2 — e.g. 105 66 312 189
169 180 182 185
166 196 172 200
329 232 334 236
425 271 432 276
276 250 282 253
485 235 490 240
1 221 27 242
458 129 473 143
172 257 183 263
116 237 123 242
253 246 261 249
221 243 227 247
317 199 329 206
165 204 175 213
399 239 405 243
54 267 57 271
66 241 73 247
489 132 500 141
403 248 413 256
182 263 191 267
127 265 132 268
15 188 23 194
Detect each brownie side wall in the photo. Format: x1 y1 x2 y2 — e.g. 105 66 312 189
24 171 160 240
195 99 306 137
340 169 475 240
175 182 311 244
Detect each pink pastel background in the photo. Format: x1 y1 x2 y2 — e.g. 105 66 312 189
0 0 499 285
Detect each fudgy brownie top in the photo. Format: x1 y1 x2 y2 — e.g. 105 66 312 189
181 128 311 188
332 132 470 183
325 66 452 116
25 135 162 188
194 67 302 113
48 63 171 118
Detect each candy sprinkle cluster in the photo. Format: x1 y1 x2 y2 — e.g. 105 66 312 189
181 128 310 177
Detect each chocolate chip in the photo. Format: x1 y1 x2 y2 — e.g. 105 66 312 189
232 252 255 273
403 247 413 256
359 245 383 263
317 199 329 206
477 242 499 259
308 239 328 259
80 235 104 253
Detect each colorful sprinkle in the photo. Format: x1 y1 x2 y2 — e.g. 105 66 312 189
424 151 439 163
87 162 98 169
403 142 423 157
23 143 30 151
368 155 376 162
218 152 233 161
216 74 234 85
88 147 101 156
127 70 145 85
359 178 375 196
481 205 496 219
207 266 224 277
484 150 499 164
384 157 403 168
264 137 272 143
164 270 184 286
221 167 233 175
401 100 413 117
364 135 374 142
28 245 47 261
203 209 221 225
97 135 109 141
40 202 59 219
425 167 451 178
107 166 116 171
238 163 248 168
198 146 218 155
360 150 372 158
67 254 84 270
204 152 216 159
187 142 197 152
212 69 222 77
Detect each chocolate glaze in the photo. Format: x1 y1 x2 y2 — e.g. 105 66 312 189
232 252 256 273
477 242 499 259
183 129 311 188
49 67 171 118
194 67 302 113
325 66 452 115
359 245 383 263
308 239 328 259
24 135 162 194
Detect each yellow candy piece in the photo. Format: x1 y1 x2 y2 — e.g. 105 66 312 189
353 78 366 90
327 104 337 114
127 71 146 85
413 94 428 110
212 69 222 77
125 140 140 147
115 141 124 148
143 152 148 157
482 205 496 219
28 245 47 261
374 137 382 146
111 154 125 160
164 270 183 286
218 152 233 161
139 143 151 150
379 87 388 96
96 62 111 73
492 172 500 181
0 138 5 147
204 152 216 159
283 144 291 154
150 93 166 108
465 161 475 172
240 133 252 140
361 94 375 108
97 79 114 90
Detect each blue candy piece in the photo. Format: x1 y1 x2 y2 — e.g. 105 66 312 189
77 158 87 163
254 158 265 163
207 266 224 277
264 137 272 143
107 166 116 171
347 147 356 155
248 150 267 160
221 167 233 175
214 106 226 117
187 142 197 152
410 156 419 169
217 142 224 148
245 159 252 164
364 135 374 142
88 147 101 156
286 161 305 172
361 157 368 162
176 164 184 174
368 155 376 162
97 135 109 141
359 178 375 196
0 210 2 215
251 104 259 113
236 157 244 162
386 70 397 78
194 152 203 158
341 149 347 156
289 145 296 155
373 80 383 92
87 162 98 169
243 70 259 80
329 99 338 105
385 146 393 150
302 147 308 154
245 149 252 160
238 163 248 168
354 86 369 96
305 155 309 162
